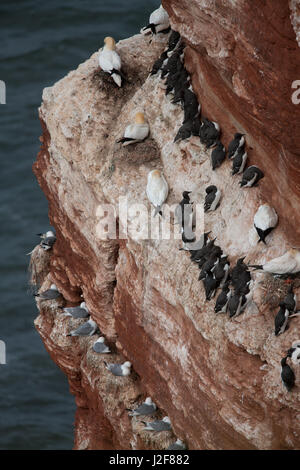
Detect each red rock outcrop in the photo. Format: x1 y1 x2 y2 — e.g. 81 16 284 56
32 2 300 450
163 0 300 245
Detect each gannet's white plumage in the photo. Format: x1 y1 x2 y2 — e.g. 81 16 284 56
253 204 278 244
118 112 149 146
251 249 300 275
146 170 169 216
99 37 122 87
141 5 170 35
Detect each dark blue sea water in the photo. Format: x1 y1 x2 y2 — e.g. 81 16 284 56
0 0 159 450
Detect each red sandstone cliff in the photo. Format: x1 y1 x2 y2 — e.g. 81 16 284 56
32 1 300 450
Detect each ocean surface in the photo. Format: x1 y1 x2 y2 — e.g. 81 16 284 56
0 0 159 450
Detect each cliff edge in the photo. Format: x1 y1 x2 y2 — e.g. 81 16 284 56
32 1 300 450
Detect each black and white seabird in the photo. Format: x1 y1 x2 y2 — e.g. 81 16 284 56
174 191 193 229
190 238 217 263
104 361 132 376
214 283 231 313
165 64 185 95
249 249 300 277
174 120 194 142
67 319 98 337
253 204 278 244
239 165 264 188
117 112 149 145
198 253 220 280
211 141 226 170
274 303 290 336
203 272 219 301
140 5 170 35
98 37 124 87
127 397 157 416
204 185 221 212
93 337 111 354
168 30 181 51
150 51 169 76
212 255 230 286
142 416 172 432
183 88 200 123
231 258 251 292
280 357 295 391
199 118 220 149
228 133 245 159
161 49 183 79
282 285 297 314
228 291 250 318
231 147 248 175
287 343 300 365
37 230 56 251
35 284 61 300
146 169 169 217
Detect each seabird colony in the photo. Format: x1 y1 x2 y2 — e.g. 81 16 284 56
31 4 300 452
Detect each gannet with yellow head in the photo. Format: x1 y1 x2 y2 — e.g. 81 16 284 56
98 36 123 87
141 5 170 35
249 249 300 276
146 169 169 217
117 112 149 146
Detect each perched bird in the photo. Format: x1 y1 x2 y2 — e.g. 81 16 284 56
211 141 226 170
274 303 290 336
190 238 217 263
117 112 149 146
142 416 172 432
249 249 300 276
174 191 193 228
61 302 89 319
228 133 245 159
92 337 110 354
228 291 250 318
99 37 123 87
35 284 61 300
198 253 220 280
212 255 230 286
231 147 248 175
239 165 264 188
215 283 231 313
140 5 170 35
280 357 295 391
253 204 278 244
127 397 157 416
37 230 56 251
167 439 186 450
204 185 221 212
199 118 220 148
282 285 297 313
203 272 219 301
104 361 132 376
287 343 300 365
67 319 98 337
183 88 200 123
150 50 169 76
168 30 181 51
146 170 169 217
161 49 183 79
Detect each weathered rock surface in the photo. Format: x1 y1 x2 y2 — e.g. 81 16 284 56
32 4 300 450
163 0 300 246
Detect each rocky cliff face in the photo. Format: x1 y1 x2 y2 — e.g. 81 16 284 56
32 1 300 450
